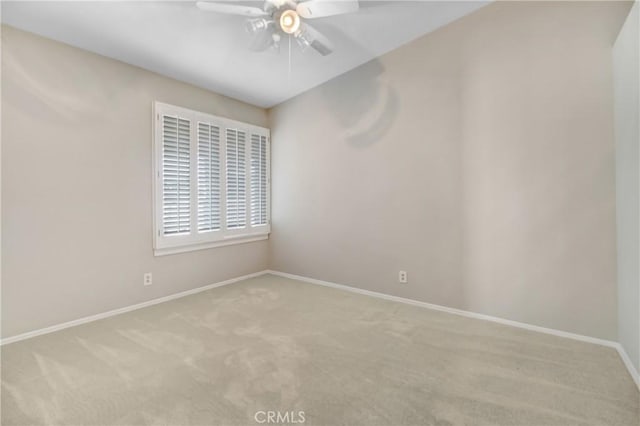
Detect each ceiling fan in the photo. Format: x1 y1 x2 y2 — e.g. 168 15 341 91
196 0 360 56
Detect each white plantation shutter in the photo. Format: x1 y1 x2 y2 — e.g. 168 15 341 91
154 102 269 255
162 115 191 235
197 122 221 232
251 134 268 226
226 128 247 229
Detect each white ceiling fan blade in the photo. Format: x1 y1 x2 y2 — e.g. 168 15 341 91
196 1 268 17
296 0 359 19
296 22 334 56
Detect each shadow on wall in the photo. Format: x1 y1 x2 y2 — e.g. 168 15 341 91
318 28 398 148
1 32 144 122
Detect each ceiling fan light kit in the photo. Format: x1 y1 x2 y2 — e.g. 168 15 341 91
196 0 360 56
279 9 301 34
245 18 271 34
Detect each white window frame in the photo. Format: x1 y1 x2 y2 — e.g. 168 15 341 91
152 102 270 256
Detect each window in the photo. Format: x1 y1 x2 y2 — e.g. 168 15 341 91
153 102 270 255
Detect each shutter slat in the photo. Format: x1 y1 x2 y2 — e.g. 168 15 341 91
197 122 221 232
162 115 191 235
251 134 268 226
226 128 246 229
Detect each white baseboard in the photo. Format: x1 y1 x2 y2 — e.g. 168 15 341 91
266 270 616 347
267 269 640 390
0 270 270 346
614 343 640 389
3 268 638 391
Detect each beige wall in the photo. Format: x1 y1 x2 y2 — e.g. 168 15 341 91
614 2 639 373
1 25 269 338
269 1 631 340
2 1 632 342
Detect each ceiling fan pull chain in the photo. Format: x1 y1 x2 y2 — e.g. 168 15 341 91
288 35 292 83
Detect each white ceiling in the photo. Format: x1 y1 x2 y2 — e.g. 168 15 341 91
1 1 488 108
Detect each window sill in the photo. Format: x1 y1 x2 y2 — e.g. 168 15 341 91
154 234 269 257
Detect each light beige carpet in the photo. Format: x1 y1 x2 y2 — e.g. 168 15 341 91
1 274 638 426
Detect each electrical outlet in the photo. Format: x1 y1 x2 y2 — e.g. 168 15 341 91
399 270 408 284
143 273 153 286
